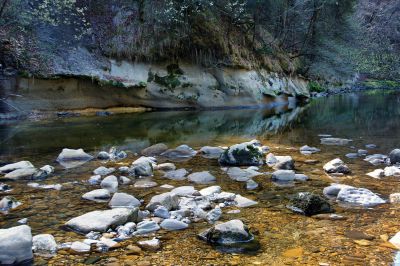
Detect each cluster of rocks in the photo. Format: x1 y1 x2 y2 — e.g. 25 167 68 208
0 161 54 181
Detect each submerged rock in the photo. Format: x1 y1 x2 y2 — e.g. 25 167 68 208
65 208 138 233
218 140 264 166
187 171 216 184
0 225 33 265
226 167 263 182
198 220 259 253
299 145 320 155
32 234 57 255
323 158 351 174
320 138 352 146
0 161 34 174
200 146 225 159
141 143 169 157
287 192 332 216
246 179 259 190
163 168 188 180
160 145 197 160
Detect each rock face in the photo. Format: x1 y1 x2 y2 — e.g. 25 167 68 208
323 158 351 174
141 143 169 156
65 208 138 233
109 193 141 208
219 140 264 166
32 234 57 254
389 149 400 164
187 171 216 184
0 225 33 265
198 220 257 251
287 192 332 216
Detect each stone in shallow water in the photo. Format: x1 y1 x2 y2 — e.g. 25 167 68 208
267 154 295 170
141 143 169 157
70 241 91 253
137 238 161 251
226 167 262 182
65 208 138 233
56 148 93 168
154 206 170 219
384 166 400 177
206 208 222 224
299 145 320 155
365 144 377 149
160 145 197 160
4 167 39 180
130 157 155 176
320 138 352 146
199 146 225 159
154 163 176 171
33 234 57 255
0 225 33 265
287 192 332 216
100 175 119 193
134 179 158 188
390 193 400 203
271 170 295 181
163 169 188 180
134 220 160 235
0 161 34 174
109 192 141 208
323 183 353 198
187 171 216 184
336 187 386 207
364 154 388 165
366 169 385 179
171 186 197 196
389 149 400 165
323 158 351 174
0 196 22 211
93 166 115 176
294 174 309 181
234 195 257 208
199 186 221 196
345 153 359 159
88 175 102 185
218 140 264 166
246 179 258 190
146 192 179 211
160 219 189 231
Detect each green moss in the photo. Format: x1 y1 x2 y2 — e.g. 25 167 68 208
308 81 326 93
362 79 400 88
154 74 181 90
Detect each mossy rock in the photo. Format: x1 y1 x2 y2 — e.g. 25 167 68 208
287 192 333 216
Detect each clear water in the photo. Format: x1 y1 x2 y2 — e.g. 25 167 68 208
1 90 400 265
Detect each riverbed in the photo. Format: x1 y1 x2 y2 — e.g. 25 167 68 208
1 89 400 265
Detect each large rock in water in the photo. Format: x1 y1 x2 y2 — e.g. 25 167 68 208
266 153 294 170
130 157 155 176
141 143 169 156
199 146 225 159
32 234 57 255
0 161 34 174
389 149 400 164
218 140 264 166
65 208 138 233
0 225 33 265
287 192 333 216
323 158 351 174
336 187 386 207
199 220 252 244
108 192 141 208
56 148 93 161
82 189 111 202
160 145 197 160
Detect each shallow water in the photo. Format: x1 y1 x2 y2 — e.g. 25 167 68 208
1 90 400 265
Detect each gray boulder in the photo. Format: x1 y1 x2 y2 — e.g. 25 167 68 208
160 145 197 160
171 186 197 196
287 192 332 216
271 170 295 181
163 168 188 180
93 166 115 176
323 158 351 174
109 193 141 208
364 154 388 165
336 187 386 207
134 220 160 235
141 143 168 157
320 138 352 146
218 140 264 166
4 167 39 180
130 157 155 176
146 192 179 211
226 167 262 182
390 149 400 164
100 175 119 193
32 234 57 255
160 219 189 230
266 154 294 170
65 208 138 233
206 208 222 224
154 206 170 219
0 161 34 174
56 148 93 168
0 225 33 265
188 171 216 184
134 179 158 188
82 189 111 202
0 196 22 211
200 146 225 159
300 145 320 155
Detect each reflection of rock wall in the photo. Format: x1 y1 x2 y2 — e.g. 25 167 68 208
0 106 305 158
4 54 309 111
